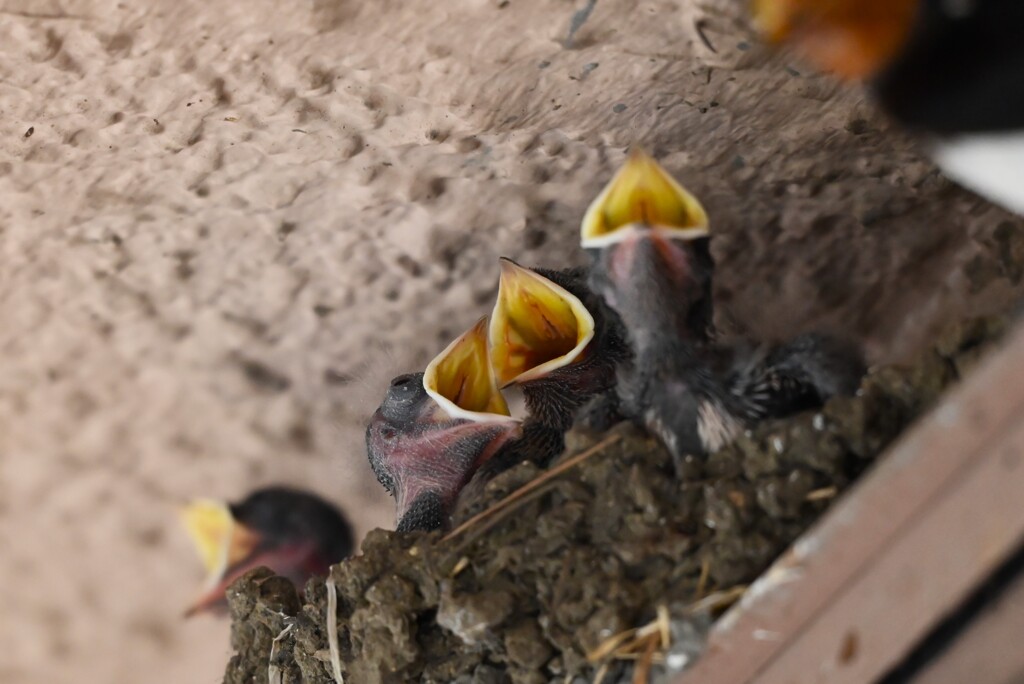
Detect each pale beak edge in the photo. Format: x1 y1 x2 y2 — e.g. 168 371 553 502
580 148 709 248
424 317 516 423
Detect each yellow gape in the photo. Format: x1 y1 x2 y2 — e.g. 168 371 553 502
424 316 513 422
580 149 708 248
179 499 260 590
489 259 595 387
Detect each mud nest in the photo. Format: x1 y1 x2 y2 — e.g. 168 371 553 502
223 316 1009 684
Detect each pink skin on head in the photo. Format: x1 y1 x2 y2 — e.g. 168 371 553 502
609 229 696 292
366 394 521 529
389 421 519 524
603 228 707 350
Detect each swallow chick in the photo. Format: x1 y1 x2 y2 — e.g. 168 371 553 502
366 318 522 532
582 151 864 467
180 486 354 616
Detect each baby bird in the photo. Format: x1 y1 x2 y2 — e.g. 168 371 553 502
583 151 864 467
366 319 521 532
180 486 354 615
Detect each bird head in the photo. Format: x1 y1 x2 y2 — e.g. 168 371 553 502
488 258 624 430
488 259 595 388
581 150 714 351
366 318 521 532
180 487 353 616
752 0 919 79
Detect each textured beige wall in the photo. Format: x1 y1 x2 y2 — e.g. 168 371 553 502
1 1 1020 683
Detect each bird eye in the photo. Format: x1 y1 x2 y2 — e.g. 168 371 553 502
380 427 397 441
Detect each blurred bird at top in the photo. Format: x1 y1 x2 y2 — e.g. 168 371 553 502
180 486 354 616
583 150 864 469
754 0 1024 214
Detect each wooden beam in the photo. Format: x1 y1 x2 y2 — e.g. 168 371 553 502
679 322 1024 684
911 555 1024 684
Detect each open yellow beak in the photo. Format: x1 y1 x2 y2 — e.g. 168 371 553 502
580 149 708 248
489 259 595 387
179 499 261 593
424 316 513 422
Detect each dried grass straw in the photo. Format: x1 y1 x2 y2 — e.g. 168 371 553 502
326 575 345 683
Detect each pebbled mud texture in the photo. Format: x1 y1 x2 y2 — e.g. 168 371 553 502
223 315 1010 684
